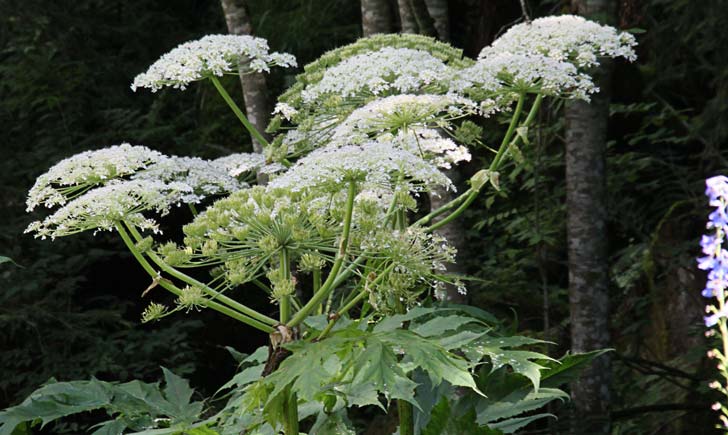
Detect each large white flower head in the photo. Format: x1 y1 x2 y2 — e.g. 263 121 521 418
300 47 451 104
131 34 297 92
268 140 453 194
25 179 194 239
132 156 245 203
26 143 165 212
479 15 637 68
330 94 480 143
212 152 267 177
456 52 597 101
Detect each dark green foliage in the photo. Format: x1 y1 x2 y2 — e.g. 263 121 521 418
0 367 203 435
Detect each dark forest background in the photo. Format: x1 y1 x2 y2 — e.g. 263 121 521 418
1 0 727 433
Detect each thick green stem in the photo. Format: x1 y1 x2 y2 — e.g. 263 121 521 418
209 75 270 148
124 223 277 327
313 268 322 315
287 180 357 327
490 93 526 170
283 387 299 435
398 399 414 435
279 248 291 323
115 224 274 332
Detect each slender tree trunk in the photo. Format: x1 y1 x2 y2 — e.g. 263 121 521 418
220 0 270 156
430 170 468 304
565 0 616 432
424 0 449 41
361 0 395 36
397 0 436 36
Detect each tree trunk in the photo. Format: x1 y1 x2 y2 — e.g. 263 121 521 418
424 0 449 41
220 0 270 156
565 0 616 432
397 0 436 36
430 170 468 304
361 0 395 36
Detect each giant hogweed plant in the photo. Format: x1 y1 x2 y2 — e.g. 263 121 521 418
1 16 636 435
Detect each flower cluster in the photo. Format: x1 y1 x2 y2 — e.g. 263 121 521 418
133 156 245 202
391 129 472 170
25 179 193 239
479 15 637 68
330 94 479 142
699 176 728 326
213 152 267 177
699 175 728 427
26 143 164 211
131 34 296 92
268 140 454 194
300 47 451 103
455 52 597 101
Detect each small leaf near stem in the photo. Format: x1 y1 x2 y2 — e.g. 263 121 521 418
209 75 270 148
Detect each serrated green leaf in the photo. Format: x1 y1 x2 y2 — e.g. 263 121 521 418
351 338 420 408
422 398 496 435
412 315 482 338
162 367 194 412
488 413 555 433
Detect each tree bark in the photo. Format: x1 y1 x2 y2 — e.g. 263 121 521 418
430 170 468 304
397 0 436 36
565 0 616 432
220 0 270 156
424 0 449 41
361 0 395 36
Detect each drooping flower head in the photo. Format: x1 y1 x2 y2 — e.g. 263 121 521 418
25 179 195 239
131 34 297 92
479 15 637 68
26 143 165 211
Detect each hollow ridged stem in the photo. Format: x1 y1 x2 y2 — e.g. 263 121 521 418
115 223 274 332
287 180 357 327
279 248 291 323
124 223 277 327
209 75 270 148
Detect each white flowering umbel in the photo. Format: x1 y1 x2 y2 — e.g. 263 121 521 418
25 179 194 239
479 15 637 68
452 52 598 102
331 94 479 141
131 34 297 92
300 47 451 104
133 156 246 203
268 140 454 194
26 143 165 211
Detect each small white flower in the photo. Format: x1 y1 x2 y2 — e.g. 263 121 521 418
212 152 267 177
272 102 298 121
